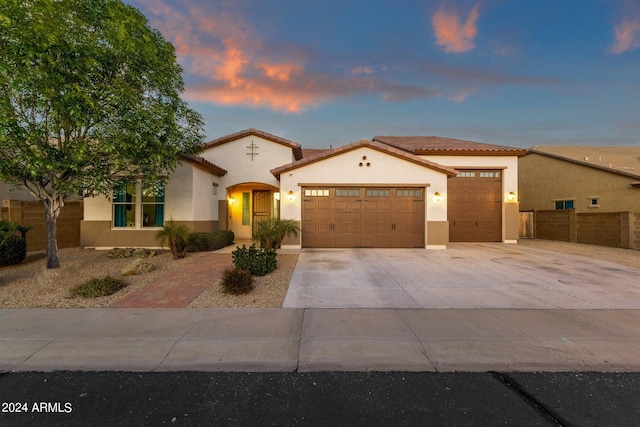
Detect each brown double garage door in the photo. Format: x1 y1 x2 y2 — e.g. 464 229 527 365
302 187 425 248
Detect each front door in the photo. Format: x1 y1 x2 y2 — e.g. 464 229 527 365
252 190 273 236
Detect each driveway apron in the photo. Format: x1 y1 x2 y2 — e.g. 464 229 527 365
283 243 640 309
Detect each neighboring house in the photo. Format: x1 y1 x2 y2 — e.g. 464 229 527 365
519 146 640 212
81 129 525 249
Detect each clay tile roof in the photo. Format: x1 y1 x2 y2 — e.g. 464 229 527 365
301 148 331 158
271 139 459 179
203 128 303 160
529 146 640 179
180 154 227 177
373 136 526 156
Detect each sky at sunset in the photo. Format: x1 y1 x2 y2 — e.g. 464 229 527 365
126 0 640 149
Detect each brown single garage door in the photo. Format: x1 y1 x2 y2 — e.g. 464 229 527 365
448 170 502 242
302 187 425 248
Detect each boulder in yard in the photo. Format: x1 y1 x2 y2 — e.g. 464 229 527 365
132 248 156 258
121 259 156 276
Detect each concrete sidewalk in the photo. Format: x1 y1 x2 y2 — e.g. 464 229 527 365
2 308 639 372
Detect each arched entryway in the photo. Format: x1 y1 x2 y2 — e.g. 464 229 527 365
225 182 280 240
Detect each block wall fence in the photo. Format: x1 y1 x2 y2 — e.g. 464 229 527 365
520 209 640 250
2 200 83 252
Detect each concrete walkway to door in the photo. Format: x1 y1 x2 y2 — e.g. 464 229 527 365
283 243 640 309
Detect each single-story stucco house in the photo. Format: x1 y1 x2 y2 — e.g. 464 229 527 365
81 129 525 249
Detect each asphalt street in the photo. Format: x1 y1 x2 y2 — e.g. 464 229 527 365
1 371 639 426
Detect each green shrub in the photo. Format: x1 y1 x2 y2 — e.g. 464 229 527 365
0 232 27 266
253 218 299 249
155 220 190 259
232 244 277 276
0 220 33 239
220 267 254 295
187 230 235 252
70 276 129 298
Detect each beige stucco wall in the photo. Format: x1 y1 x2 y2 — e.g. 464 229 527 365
519 153 640 212
192 166 221 222
83 163 220 223
203 135 295 190
81 162 221 248
80 220 218 249
279 146 451 248
202 135 296 239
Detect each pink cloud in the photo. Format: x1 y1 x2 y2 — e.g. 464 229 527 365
131 0 435 113
432 3 481 53
451 88 477 103
610 18 640 54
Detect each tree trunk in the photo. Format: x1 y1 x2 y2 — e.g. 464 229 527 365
44 199 61 269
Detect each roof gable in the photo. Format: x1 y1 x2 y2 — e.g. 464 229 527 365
528 146 640 180
271 139 459 179
373 136 526 156
203 128 303 160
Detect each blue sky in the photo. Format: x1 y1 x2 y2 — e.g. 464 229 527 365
127 0 640 148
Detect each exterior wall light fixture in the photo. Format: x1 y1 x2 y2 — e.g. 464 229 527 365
508 191 516 202
229 196 235 204
287 190 295 201
433 192 442 203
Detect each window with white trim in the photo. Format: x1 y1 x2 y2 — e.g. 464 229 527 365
336 189 360 197
397 189 422 197
304 189 329 197
366 189 390 196
554 200 574 210
479 171 500 178
113 179 165 228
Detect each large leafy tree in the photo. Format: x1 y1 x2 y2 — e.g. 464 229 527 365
0 0 204 268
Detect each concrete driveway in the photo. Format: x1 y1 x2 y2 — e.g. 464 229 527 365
283 243 640 309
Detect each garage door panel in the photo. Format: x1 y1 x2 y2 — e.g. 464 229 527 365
376 211 394 222
448 171 502 242
302 186 425 248
362 212 377 222
334 211 361 222
373 201 393 210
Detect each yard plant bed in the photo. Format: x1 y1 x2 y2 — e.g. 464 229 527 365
0 248 297 309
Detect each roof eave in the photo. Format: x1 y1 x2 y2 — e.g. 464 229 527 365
180 154 227 177
529 149 640 180
271 141 459 179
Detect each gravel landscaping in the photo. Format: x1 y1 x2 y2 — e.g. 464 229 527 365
0 247 297 309
0 239 637 309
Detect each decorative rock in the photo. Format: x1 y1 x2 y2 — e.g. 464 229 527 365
132 248 156 258
107 247 156 259
121 259 156 276
107 248 134 258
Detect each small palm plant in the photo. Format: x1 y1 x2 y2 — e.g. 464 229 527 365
253 218 299 249
155 220 190 259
